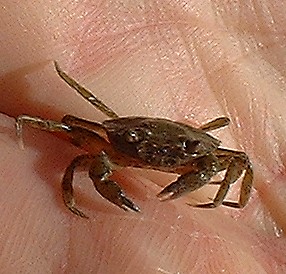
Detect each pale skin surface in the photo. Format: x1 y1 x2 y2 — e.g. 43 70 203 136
0 1 286 273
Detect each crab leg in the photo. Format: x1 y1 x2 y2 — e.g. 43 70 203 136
157 171 212 200
199 117 230 132
15 115 71 148
193 152 253 208
62 115 107 138
222 162 253 208
62 154 95 218
63 151 140 218
88 152 140 213
54 61 119 119
157 154 219 200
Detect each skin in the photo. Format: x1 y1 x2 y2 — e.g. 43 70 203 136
0 0 286 273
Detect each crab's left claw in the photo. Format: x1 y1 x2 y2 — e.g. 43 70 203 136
157 181 187 200
157 172 210 201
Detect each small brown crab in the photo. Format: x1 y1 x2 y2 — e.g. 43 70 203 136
16 62 253 218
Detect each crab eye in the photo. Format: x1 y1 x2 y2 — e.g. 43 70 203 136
178 137 200 153
125 128 144 143
185 139 200 148
185 140 201 155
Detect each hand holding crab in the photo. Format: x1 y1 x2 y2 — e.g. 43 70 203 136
16 62 253 218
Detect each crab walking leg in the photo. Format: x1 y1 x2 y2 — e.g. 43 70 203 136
54 61 119 119
222 162 253 208
62 115 107 137
62 154 95 218
89 152 140 212
15 115 71 148
193 153 252 208
199 117 230 132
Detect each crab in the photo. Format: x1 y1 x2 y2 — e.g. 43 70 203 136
16 62 253 218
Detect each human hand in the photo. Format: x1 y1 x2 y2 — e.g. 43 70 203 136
0 1 285 273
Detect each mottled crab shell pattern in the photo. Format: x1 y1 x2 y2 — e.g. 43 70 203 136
103 117 221 168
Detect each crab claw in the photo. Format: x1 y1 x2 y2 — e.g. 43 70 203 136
91 178 140 212
157 181 189 200
157 172 210 201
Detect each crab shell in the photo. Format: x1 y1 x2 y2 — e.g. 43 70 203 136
102 117 221 169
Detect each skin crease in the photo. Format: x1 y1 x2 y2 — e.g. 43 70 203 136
0 0 286 273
